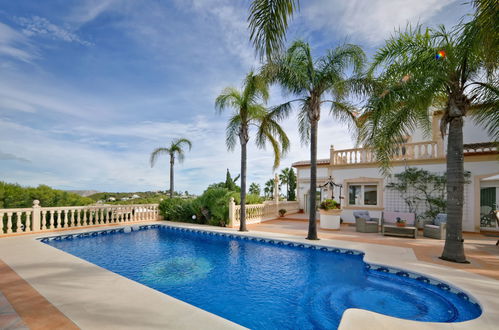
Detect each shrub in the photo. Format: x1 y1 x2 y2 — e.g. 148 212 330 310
319 199 340 210
278 209 287 217
197 187 232 226
230 193 263 205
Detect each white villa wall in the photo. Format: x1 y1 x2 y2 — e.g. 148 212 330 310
295 160 499 232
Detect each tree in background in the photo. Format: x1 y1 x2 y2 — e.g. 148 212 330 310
249 182 261 196
225 169 241 191
264 179 274 199
279 168 290 199
358 24 498 263
215 71 290 231
279 167 296 200
0 182 93 208
265 41 366 240
288 168 297 201
150 138 192 199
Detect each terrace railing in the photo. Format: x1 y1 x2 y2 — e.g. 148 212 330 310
0 200 159 236
228 199 299 228
331 141 444 166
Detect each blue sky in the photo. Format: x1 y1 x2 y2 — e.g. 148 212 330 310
0 0 472 194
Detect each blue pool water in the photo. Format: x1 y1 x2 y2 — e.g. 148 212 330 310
42 226 481 329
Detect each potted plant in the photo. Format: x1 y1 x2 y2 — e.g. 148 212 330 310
278 209 287 217
396 217 407 227
319 199 341 230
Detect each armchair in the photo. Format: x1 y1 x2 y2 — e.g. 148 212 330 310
423 213 447 239
353 211 379 233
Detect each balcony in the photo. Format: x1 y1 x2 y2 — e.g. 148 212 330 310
331 141 444 166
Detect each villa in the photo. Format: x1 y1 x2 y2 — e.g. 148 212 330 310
292 110 499 232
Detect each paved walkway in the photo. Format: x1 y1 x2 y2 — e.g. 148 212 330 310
248 215 499 280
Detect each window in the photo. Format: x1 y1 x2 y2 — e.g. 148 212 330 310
364 185 378 205
349 185 361 205
348 183 379 206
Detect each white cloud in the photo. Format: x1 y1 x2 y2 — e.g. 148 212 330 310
15 16 92 46
302 0 458 45
68 0 121 25
0 22 36 62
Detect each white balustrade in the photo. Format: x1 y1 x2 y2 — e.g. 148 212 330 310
229 200 300 228
331 141 443 166
0 201 160 236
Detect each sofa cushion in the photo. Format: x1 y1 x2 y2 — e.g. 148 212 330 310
434 213 447 226
353 211 370 220
425 224 439 229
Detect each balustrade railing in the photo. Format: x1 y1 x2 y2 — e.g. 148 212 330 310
331 141 443 166
0 200 159 236
228 199 299 227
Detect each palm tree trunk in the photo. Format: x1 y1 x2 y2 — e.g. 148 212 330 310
440 112 468 263
307 117 319 240
240 139 248 232
169 155 174 199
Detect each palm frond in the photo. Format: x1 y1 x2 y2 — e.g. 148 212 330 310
248 0 299 60
149 147 170 168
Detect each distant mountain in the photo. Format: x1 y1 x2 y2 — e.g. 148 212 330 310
65 190 101 197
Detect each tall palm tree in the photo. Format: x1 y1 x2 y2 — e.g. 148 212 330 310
264 178 274 198
279 167 291 200
215 71 290 231
265 40 366 240
358 25 498 263
150 138 192 198
248 0 300 60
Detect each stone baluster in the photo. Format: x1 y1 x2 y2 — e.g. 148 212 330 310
25 211 32 232
6 212 13 234
0 212 4 235
76 209 81 226
60 209 67 228
15 211 22 233
69 210 75 227
41 210 48 230
48 210 55 229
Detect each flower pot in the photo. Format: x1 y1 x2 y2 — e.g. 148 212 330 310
319 209 341 230
396 222 406 227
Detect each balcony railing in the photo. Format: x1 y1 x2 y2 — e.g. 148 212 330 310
331 141 444 166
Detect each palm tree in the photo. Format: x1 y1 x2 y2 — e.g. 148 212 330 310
249 182 261 195
265 40 366 240
264 178 274 198
358 25 498 263
462 0 498 74
150 138 192 198
279 167 291 200
248 0 300 60
215 71 290 231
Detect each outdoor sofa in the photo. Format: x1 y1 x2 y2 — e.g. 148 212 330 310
423 213 447 240
381 211 417 238
353 211 379 233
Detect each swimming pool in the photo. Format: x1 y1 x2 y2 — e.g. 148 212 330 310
42 225 481 329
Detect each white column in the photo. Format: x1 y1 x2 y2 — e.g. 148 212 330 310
32 200 41 232
228 197 236 227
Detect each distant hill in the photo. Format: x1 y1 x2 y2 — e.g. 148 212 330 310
65 190 101 197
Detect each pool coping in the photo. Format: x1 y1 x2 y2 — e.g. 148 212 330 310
0 221 498 329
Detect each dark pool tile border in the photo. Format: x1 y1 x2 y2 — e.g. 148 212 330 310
38 223 482 311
